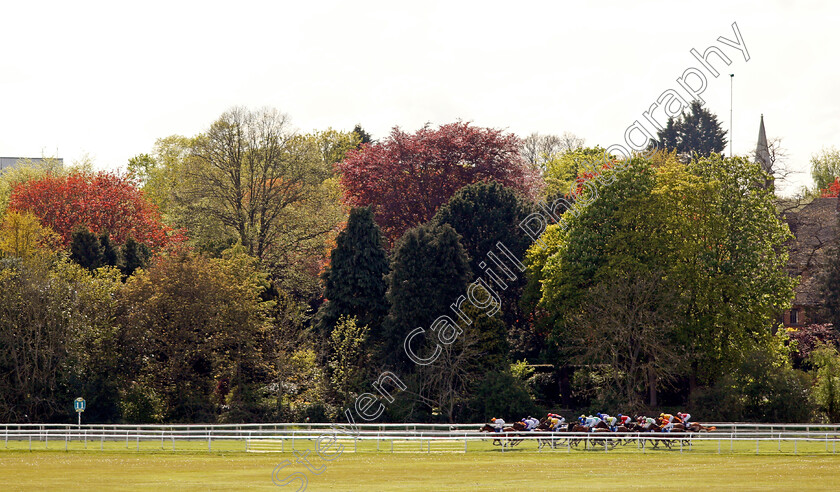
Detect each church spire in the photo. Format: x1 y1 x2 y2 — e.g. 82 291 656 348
755 114 773 189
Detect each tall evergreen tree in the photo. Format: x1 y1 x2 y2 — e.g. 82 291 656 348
99 233 118 267
69 228 104 270
315 207 389 340
657 117 680 152
432 180 532 274
432 180 537 357
352 124 373 147
382 222 472 372
653 100 727 156
120 237 151 277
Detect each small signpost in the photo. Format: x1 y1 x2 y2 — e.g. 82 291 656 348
74 397 86 426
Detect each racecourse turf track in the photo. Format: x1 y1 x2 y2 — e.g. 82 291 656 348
2 432 840 491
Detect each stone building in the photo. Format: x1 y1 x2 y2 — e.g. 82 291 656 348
752 114 839 327
781 196 838 326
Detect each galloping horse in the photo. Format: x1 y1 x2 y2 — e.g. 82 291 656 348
686 422 717 432
479 423 520 434
478 423 525 447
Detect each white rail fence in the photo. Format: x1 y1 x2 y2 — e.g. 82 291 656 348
2 423 840 454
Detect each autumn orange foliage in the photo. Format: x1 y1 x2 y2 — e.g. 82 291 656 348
8 171 186 250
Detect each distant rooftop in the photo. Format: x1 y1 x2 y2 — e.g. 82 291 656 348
0 157 64 173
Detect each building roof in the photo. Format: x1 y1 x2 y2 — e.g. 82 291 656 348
0 157 64 173
782 196 839 307
754 115 773 189
755 115 771 174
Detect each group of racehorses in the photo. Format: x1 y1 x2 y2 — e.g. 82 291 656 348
479 414 716 435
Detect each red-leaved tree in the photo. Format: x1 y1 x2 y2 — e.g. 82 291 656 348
821 177 840 197
8 171 185 250
336 122 543 245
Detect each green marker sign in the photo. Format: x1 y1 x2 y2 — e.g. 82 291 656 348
74 397 85 426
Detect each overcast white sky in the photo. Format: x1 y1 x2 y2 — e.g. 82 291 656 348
1 0 837 195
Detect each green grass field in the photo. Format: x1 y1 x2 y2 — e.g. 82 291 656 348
2 438 840 491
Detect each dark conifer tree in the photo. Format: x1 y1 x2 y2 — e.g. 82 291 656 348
99 233 119 267
120 237 151 277
656 117 681 152
653 100 727 156
432 180 537 357
352 124 373 147
315 207 389 341
432 180 532 275
382 222 471 371
69 228 104 270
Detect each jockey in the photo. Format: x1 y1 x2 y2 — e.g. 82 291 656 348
617 414 631 426
643 416 656 429
584 415 601 428
578 415 586 425
527 416 539 431
677 412 691 426
660 413 675 431
604 415 618 430
492 417 505 433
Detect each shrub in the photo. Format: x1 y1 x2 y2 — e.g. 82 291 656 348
810 345 840 422
691 348 815 422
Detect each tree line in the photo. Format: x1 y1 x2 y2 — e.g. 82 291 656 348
1 105 839 424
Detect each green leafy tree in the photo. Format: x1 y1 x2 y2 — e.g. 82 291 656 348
174 108 351 300
0 257 119 422
655 118 680 155
432 181 532 275
692 347 814 422
62 264 123 423
411 303 510 422
542 147 609 202
811 147 840 192
0 211 60 260
568 273 684 409
126 153 157 186
117 251 273 422
810 345 840 422
70 229 120 270
528 153 795 406
182 108 338 261
467 369 538 421
678 154 795 383
126 136 194 219
315 206 389 341
327 315 369 407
